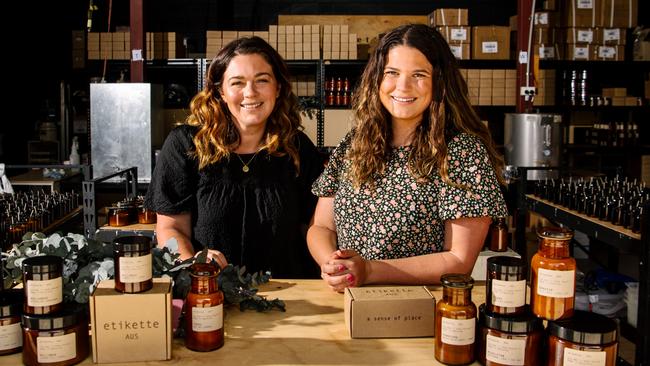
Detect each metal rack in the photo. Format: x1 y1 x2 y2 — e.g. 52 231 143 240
514 167 649 366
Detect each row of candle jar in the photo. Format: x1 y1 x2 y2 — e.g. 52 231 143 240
533 176 647 233
587 121 640 148
436 271 618 365
0 190 80 248
107 196 156 227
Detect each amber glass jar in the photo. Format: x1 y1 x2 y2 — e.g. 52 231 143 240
435 273 477 365
113 236 153 293
137 205 156 224
530 227 576 320
107 207 129 227
478 304 544 366
22 255 63 315
185 263 225 351
0 289 23 355
547 310 618 366
489 218 509 252
486 256 526 315
21 305 89 366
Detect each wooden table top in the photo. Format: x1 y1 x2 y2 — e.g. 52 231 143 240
2 280 487 365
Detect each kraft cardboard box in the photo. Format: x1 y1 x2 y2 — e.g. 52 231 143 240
90 278 172 363
428 8 469 27
563 0 603 28
344 286 435 338
472 26 510 60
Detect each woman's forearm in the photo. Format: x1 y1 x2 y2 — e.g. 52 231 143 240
156 227 195 260
307 225 338 266
365 250 470 285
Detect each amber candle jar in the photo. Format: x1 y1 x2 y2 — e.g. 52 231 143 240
107 207 129 227
22 255 63 315
530 227 575 320
185 263 225 351
0 289 23 355
435 273 477 365
489 218 509 252
113 236 153 293
137 206 157 224
547 310 618 366
478 304 544 366
21 305 89 366
486 256 527 315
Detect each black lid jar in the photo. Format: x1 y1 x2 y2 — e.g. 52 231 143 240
22 255 63 315
547 310 618 366
113 235 153 293
0 289 24 355
478 304 544 366
21 305 89 366
486 256 527 315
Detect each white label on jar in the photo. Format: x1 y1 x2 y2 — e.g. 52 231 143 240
491 279 526 307
563 348 607 365
482 41 498 54
450 28 467 41
440 317 475 346
537 268 575 298
0 322 22 350
577 0 594 9
577 30 594 43
486 334 526 365
450 45 463 59
26 277 63 307
37 332 76 363
603 29 620 41
191 304 223 332
119 253 152 283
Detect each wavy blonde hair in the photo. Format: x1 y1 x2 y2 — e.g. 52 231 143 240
186 36 302 171
349 24 504 188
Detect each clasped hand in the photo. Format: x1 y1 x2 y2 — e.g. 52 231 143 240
320 249 369 292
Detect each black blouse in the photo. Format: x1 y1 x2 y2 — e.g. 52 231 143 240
145 125 323 278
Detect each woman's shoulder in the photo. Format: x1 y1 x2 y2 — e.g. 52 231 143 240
447 132 486 152
165 124 198 147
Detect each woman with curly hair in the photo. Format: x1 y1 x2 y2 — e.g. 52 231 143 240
308 24 508 291
146 37 323 278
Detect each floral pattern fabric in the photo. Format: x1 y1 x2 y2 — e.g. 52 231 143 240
312 132 508 260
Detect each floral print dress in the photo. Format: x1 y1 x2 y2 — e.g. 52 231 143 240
312 132 508 260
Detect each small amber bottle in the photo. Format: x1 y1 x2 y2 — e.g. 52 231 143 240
435 273 476 365
185 263 225 352
531 227 576 320
489 217 509 252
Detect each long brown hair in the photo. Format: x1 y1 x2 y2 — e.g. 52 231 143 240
187 36 302 171
349 24 504 187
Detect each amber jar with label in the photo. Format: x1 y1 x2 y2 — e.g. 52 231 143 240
22 255 63 315
0 289 23 355
137 205 157 224
435 273 476 365
489 218 509 252
107 206 129 227
113 235 153 293
185 263 224 352
21 305 89 366
531 227 575 320
547 310 618 366
486 256 526 315
477 304 544 366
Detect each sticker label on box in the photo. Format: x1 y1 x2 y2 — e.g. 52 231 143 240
573 47 589 59
577 30 593 43
577 0 594 9
27 278 62 307
486 334 526 365
192 304 223 332
451 28 467 41
482 41 498 54
450 45 463 59
604 29 620 41
441 317 475 345
37 333 76 363
535 13 549 25
537 268 575 298
598 46 616 58
539 47 555 59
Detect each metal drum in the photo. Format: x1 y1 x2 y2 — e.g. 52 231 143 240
504 113 562 180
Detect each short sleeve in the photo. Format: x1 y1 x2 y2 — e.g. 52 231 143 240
438 133 508 221
311 131 353 197
144 125 198 214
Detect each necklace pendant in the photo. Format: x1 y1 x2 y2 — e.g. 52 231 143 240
242 165 250 173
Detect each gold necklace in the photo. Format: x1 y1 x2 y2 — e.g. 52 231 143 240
235 150 261 173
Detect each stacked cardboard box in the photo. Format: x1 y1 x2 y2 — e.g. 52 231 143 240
322 25 357 60
602 87 639 106
533 69 556 106
72 30 86 68
208 26 321 60
430 8 471 60
290 75 317 97
462 69 517 106
472 26 510 60
88 32 131 60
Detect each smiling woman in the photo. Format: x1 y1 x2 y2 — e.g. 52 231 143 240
145 37 324 279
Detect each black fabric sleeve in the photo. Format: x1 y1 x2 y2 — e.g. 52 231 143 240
297 132 325 225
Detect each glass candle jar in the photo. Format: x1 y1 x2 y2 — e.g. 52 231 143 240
185 263 225 352
489 217 509 252
22 255 63 315
486 256 527 315
530 227 576 320
107 207 129 227
547 310 618 366
435 273 477 365
0 289 23 355
21 305 89 366
113 236 153 293
478 304 544 366
137 206 157 224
